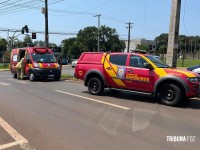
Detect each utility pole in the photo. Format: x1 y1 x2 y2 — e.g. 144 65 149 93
94 14 101 52
7 29 9 51
45 0 49 48
166 0 181 68
126 22 133 52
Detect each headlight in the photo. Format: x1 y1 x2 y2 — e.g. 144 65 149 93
34 62 41 68
188 77 200 83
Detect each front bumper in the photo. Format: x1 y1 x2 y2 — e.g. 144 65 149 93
186 84 200 98
30 68 61 79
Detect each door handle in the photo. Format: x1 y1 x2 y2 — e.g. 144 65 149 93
106 67 112 70
127 70 133 73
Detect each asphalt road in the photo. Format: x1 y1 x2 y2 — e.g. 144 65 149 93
61 65 75 76
0 71 200 150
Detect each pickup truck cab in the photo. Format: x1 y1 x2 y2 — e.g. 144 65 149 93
75 52 200 106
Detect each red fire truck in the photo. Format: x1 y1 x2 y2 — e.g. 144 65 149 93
10 47 61 81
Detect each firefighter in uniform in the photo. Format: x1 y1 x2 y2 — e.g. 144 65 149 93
16 57 25 79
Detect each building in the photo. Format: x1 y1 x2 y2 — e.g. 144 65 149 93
124 38 156 53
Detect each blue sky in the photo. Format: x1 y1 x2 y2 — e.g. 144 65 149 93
0 0 199 45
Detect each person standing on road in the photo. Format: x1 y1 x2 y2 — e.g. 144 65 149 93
16 57 25 79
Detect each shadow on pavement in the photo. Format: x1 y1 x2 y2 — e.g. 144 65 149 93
83 89 200 109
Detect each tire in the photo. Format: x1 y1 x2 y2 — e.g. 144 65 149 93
88 78 104 95
29 72 35 81
159 84 182 106
54 76 61 81
13 73 17 78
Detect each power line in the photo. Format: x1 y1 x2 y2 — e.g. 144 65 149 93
0 28 77 36
0 0 63 16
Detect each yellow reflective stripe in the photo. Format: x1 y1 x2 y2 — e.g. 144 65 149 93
101 53 106 64
169 69 196 77
113 78 126 86
154 68 168 77
39 63 43 68
54 63 58 68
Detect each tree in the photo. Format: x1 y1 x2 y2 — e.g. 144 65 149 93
62 38 76 55
0 38 7 59
136 44 149 51
100 25 125 52
77 26 98 52
23 35 33 47
62 26 125 58
0 38 7 53
77 25 125 52
34 40 45 47
155 33 168 54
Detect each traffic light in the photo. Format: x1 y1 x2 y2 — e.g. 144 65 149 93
32 33 36 39
21 25 29 34
24 25 29 33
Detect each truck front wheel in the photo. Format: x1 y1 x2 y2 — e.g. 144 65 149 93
29 72 35 81
159 84 182 106
88 78 104 95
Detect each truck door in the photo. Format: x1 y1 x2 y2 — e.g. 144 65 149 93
103 53 128 88
24 51 31 76
125 55 155 92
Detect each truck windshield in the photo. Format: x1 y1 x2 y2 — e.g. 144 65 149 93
146 55 170 68
31 53 57 63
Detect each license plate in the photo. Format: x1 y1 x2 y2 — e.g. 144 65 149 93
48 75 54 77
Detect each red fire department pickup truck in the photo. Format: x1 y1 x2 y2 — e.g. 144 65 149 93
75 52 200 106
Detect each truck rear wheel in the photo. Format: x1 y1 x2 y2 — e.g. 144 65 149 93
159 84 182 106
88 78 104 95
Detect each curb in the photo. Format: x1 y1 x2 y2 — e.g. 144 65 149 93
0 69 10 71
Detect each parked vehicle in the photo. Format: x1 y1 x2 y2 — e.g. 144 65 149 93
186 65 200 75
61 58 68 65
10 47 61 81
75 52 200 106
71 60 77 68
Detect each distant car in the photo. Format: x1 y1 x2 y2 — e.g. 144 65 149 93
186 65 200 75
154 55 161 60
71 60 78 68
61 59 68 65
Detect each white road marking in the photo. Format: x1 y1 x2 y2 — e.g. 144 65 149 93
0 82 11 86
0 140 24 150
0 117 28 149
16 81 28 84
55 90 131 110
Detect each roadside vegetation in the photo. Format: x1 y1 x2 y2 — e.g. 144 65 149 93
0 63 9 69
61 74 79 81
177 59 200 67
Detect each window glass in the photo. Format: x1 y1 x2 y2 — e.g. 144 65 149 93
12 55 17 62
109 54 127 66
31 53 57 63
26 53 30 60
146 55 169 68
129 55 147 68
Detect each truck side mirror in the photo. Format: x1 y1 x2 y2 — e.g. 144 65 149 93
144 63 153 70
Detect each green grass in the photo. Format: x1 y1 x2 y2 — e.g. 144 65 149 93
177 59 200 67
0 64 9 69
161 58 200 67
61 74 79 81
